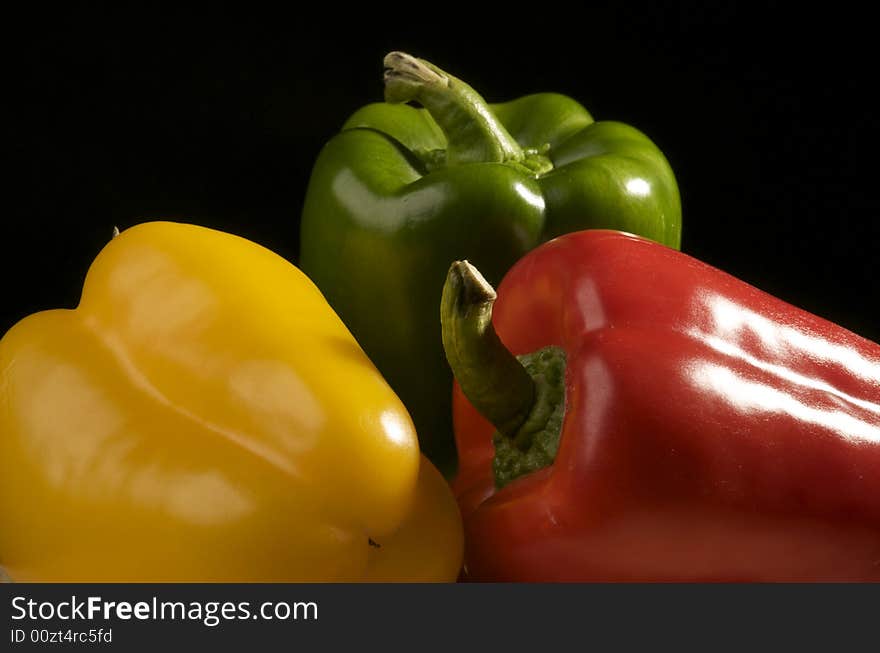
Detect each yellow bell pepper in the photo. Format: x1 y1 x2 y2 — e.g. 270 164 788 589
0 221 463 582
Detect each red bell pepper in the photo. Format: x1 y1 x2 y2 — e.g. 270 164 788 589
441 229 880 581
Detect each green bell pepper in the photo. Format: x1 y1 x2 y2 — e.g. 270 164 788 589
300 52 681 474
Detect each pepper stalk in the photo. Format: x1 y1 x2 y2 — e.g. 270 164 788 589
383 52 526 167
441 260 567 487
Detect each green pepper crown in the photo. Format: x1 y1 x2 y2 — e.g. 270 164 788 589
440 260 566 488
383 52 553 176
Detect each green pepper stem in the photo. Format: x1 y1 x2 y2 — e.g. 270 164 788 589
383 52 524 166
440 260 535 437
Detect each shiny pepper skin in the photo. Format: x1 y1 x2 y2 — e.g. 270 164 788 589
0 222 463 582
449 230 880 582
300 52 681 475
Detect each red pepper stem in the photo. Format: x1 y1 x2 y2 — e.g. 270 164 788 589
440 260 535 438
383 52 525 166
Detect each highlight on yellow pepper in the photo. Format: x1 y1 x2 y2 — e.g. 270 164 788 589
0 221 463 582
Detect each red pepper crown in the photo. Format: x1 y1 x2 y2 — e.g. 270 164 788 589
441 260 566 488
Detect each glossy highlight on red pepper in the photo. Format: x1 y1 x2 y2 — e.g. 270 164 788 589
447 230 880 582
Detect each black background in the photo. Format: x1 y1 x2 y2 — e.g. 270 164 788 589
4 7 878 342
